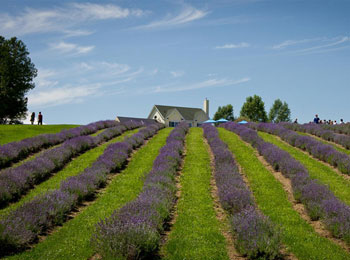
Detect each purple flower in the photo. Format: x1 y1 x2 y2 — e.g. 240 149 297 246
91 123 187 259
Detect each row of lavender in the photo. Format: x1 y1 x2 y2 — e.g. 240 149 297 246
0 123 163 256
223 122 350 245
320 123 350 136
281 122 350 150
91 122 188 259
251 123 350 175
0 120 120 169
203 124 281 259
0 121 142 208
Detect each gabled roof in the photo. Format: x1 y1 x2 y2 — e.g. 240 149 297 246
151 105 207 121
116 116 157 125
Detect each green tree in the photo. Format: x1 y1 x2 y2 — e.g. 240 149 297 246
268 99 291 123
0 36 37 124
240 95 268 122
213 104 234 121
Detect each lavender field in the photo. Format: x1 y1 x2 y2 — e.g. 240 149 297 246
1 121 350 259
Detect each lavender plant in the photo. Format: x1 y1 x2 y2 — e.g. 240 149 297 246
0 120 121 169
223 122 350 245
281 122 350 150
0 122 143 207
203 124 281 259
91 122 188 259
0 123 163 256
251 122 350 175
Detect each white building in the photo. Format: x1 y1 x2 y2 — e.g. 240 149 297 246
147 99 210 127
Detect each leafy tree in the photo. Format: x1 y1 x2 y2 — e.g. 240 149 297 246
0 36 37 124
240 95 268 122
213 104 234 121
268 99 291 123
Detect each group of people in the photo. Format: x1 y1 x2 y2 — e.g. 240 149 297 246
30 112 43 125
313 114 345 125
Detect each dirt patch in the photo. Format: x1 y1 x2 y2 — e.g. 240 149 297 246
249 141 350 253
88 253 101 260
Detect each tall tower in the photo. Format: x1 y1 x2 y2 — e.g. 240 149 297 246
203 98 209 117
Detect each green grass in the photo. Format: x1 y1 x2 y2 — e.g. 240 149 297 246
163 128 229 260
297 131 350 155
259 131 350 206
0 129 140 219
0 125 79 145
6 128 172 260
218 128 349 260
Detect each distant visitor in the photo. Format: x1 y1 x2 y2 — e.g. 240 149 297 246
38 112 43 125
313 114 320 124
30 112 35 125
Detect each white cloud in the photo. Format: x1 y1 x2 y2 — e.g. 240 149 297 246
272 36 350 54
152 77 250 93
50 41 94 55
34 69 58 89
78 61 131 76
28 84 100 107
72 3 131 20
294 36 349 53
215 42 250 49
272 38 323 49
150 68 159 76
170 71 185 78
134 5 208 29
0 3 146 36
62 29 94 38
27 60 144 108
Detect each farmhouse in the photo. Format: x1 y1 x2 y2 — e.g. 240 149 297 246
147 99 210 127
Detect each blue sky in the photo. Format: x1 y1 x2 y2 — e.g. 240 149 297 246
1 0 349 124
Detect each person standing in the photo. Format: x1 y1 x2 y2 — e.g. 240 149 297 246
38 112 43 125
313 114 320 124
30 112 35 125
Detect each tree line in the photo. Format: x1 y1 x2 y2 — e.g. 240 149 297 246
213 95 291 123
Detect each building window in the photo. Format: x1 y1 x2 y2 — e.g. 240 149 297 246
169 121 179 127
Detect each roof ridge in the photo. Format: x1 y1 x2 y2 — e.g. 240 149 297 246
154 104 203 110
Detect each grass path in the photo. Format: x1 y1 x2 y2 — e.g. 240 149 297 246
163 128 229 260
219 128 349 260
259 131 350 206
0 125 79 145
0 129 139 219
6 128 172 260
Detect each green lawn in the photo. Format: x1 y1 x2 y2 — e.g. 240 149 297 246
163 128 229 260
6 128 172 260
259 131 350 206
0 125 79 145
0 129 140 219
218 128 349 260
